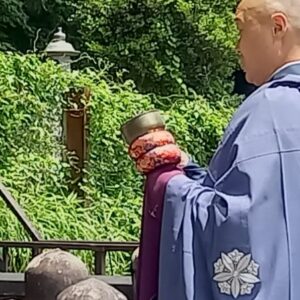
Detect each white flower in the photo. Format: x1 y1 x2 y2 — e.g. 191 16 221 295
218 282 231 295
228 249 244 263
213 249 260 299
247 260 259 276
241 283 254 295
214 258 224 273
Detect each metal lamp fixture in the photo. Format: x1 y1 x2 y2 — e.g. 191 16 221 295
45 27 80 71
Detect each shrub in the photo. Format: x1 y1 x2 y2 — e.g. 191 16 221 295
68 0 239 100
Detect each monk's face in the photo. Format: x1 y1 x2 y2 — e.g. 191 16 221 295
235 0 289 86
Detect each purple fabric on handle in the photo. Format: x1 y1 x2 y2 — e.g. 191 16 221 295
136 165 182 300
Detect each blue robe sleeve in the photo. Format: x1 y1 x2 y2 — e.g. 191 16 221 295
183 160 207 183
159 81 300 300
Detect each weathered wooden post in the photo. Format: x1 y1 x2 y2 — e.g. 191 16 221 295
63 87 90 194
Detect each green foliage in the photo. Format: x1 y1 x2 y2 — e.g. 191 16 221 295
1 0 241 101
166 98 234 164
0 0 29 51
68 0 239 99
0 52 233 274
0 52 152 274
0 0 74 52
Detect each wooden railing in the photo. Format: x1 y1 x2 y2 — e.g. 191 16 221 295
0 183 138 299
0 240 138 275
0 240 138 299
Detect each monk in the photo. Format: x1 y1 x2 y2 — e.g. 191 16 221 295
128 0 300 299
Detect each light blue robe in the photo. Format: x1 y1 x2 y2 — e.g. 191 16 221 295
158 63 300 299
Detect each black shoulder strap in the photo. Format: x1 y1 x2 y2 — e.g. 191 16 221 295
269 80 300 91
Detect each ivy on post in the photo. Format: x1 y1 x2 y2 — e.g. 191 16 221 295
63 87 90 195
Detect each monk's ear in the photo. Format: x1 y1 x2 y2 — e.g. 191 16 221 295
271 12 288 37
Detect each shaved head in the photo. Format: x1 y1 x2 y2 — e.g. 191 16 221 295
237 0 300 28
235 0 300 85
235 0 268 27
265 0 300 29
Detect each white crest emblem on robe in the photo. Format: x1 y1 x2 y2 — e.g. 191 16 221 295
213 249 260 298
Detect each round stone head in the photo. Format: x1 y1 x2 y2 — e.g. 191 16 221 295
57 278 127 300
25 249 89 300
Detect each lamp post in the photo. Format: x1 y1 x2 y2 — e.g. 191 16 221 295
45 27 88 195
45 27 80 71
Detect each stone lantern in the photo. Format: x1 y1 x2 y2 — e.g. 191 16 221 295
45 27 80 71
